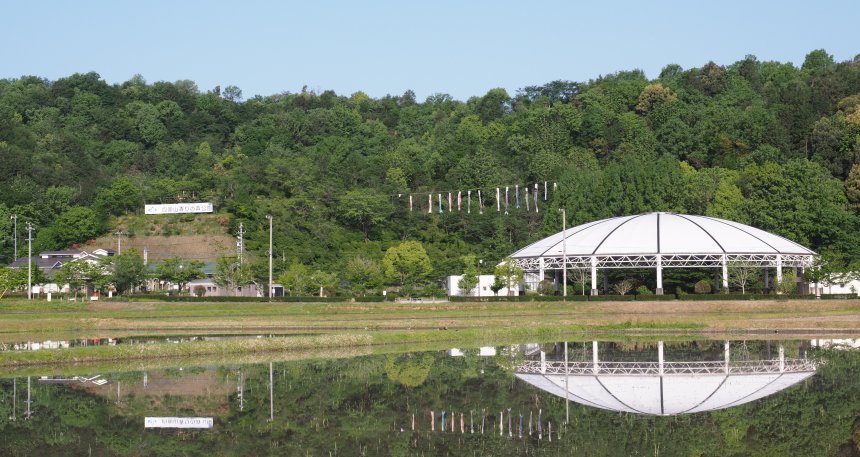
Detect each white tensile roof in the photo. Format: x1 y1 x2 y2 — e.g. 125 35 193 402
515 370 816 415
511 212 815 259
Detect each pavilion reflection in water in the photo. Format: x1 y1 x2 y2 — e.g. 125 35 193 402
515 341 817 416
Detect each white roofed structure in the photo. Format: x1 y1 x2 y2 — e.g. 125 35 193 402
509 212 817 295
516 341 817 416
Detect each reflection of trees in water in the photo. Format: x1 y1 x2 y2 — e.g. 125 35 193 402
385 354 434 387
0 344 858 456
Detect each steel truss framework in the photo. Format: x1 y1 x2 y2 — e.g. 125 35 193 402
518 359 817 376
512 253 816 272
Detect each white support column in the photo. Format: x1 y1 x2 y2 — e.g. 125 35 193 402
724 341 730 374
539 257 545 288
655 255 663 295
592 341 599 374
564 342 569 424
776 255 783 294
540 351 546 374
658 341 664 375
778 345 785 373
721 254 729 292
590 257 598 296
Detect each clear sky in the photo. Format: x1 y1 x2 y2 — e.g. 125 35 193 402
2 0 858 101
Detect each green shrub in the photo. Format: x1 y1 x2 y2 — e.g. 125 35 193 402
694 279 712 294
635 285 653 295
537 280 556 296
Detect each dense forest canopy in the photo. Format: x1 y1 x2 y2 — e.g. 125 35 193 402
2 49 860 292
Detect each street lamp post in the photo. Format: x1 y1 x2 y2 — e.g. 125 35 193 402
26 222 33 300
267 215 273 301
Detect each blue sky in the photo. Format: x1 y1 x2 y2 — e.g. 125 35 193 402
2 0 858 101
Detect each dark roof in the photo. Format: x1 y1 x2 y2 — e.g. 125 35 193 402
40 250 83 256
9 257 63 270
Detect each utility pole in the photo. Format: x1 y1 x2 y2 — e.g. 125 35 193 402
26 222 33 300
268 361 274 422
237 222 245 264
11 378 16 421
11 214 17 259
267 216 273 301
115 231 123 255
237 369 244 411
559 208 567 298
26 376 31 419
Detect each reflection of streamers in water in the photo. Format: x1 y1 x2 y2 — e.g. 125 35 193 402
410 409 556 441
538 409 542 440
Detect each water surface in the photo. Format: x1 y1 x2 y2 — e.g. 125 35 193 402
0 338 858 456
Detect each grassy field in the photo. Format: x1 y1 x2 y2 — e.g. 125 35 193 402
1 298 858 369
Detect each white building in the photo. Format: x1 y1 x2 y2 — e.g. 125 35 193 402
446 273 545 297
809 276 860 297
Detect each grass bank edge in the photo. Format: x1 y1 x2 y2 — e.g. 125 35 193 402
0 321 706 368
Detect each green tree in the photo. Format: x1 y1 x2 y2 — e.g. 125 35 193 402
457 254 479 296
95 177 143 216
153 257 205 294
45 207 107 249
343 255 384 296
338 190 391 242
845 164 860 211
382 241 433 289
636 83 677 115
104 250 147 294
0 267 24 299
775 269 798 294
278 261 311 296
310 270 338 297
490 276 504 296
493 257 524 297
53 260 94 300
213 256 253 296
727 261 761 294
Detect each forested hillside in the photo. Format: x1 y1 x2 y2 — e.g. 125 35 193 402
2 50 860 292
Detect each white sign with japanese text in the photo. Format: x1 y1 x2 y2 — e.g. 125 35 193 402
144 203 213 215
144 417 214 428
